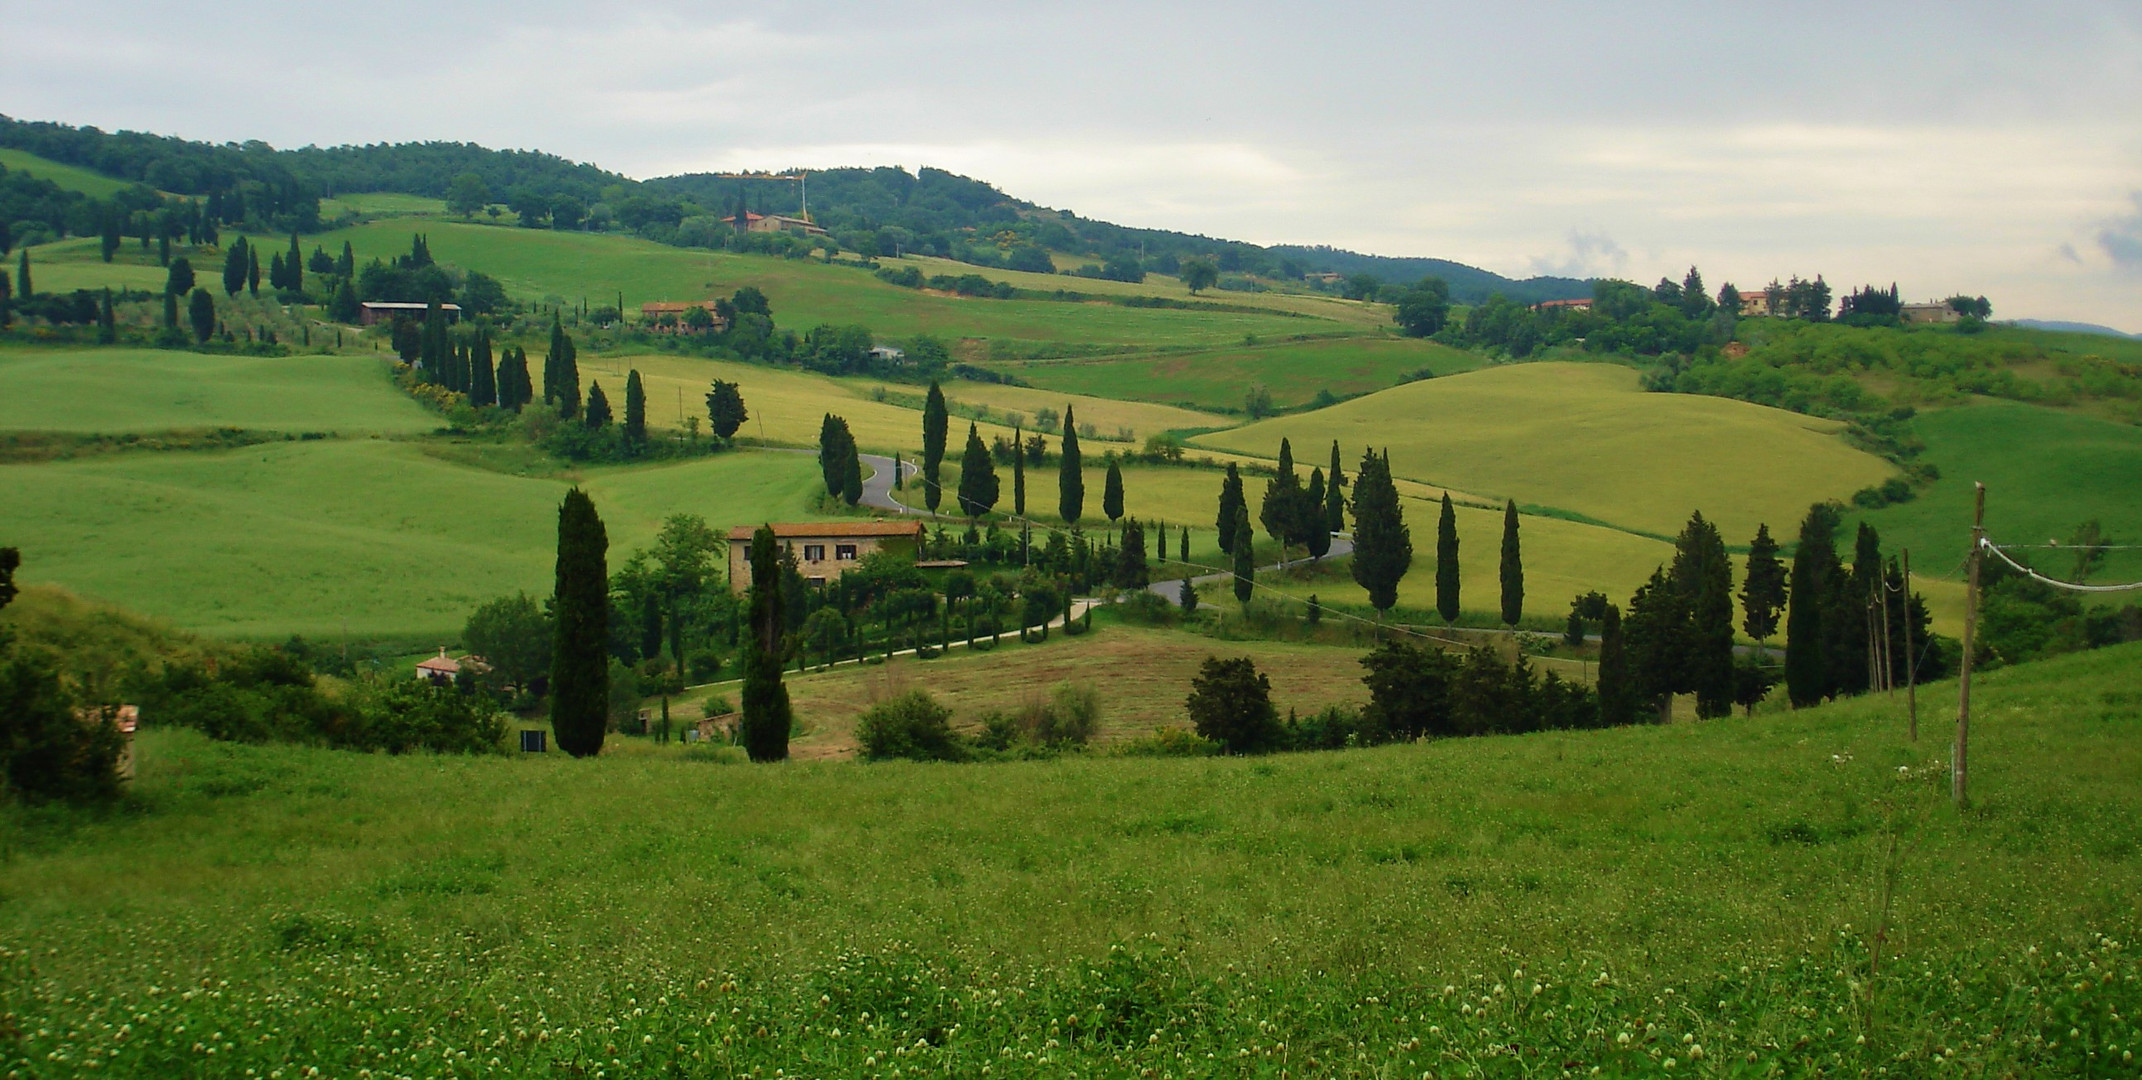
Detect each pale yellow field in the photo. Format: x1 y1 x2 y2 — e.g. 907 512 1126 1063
894 254 1389 325
1195 362 1896 541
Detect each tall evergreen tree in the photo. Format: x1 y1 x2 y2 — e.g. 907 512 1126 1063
740 525 793 762
921 381 949 513
418 299 447 384
187 288 215 343
705 379 748 439
1324 443 1347 534
1623 565 1689 722
1058 405 1084 523
100 211 120 263
818 414 852 495
1216 462 1245 554
1784 503 1840 707
1305 469 1331 559
1011 424 1027 515
160 290 176 332
1231 504 1255 605
470 330 497 407
96 288 115 344
584 381 612 428
222 238 246 296
337 241 354 277
285 233 302 294
1740 523 1787 651
1349 449 1412 615
623 369 646 443
247 245 260 296
545 316 580 417
158 232 170 266
1828 522 1884 698
958 423 999 517
1499 499 1525 627
550 488 610 758
1180 524 1190 564
841 438 863 507
14 250 27 299
1259 437 1314 555
1116 518 1149 589
1435 493 1460 623
1672 511 1736 718
1103 458 1125 522
1595 603 1639 726
268 250 286 291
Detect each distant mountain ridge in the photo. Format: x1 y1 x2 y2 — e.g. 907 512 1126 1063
2008 319 2140 340
3 112 1580 300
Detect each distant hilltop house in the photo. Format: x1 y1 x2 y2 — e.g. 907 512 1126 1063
1738 290 1782 318
868 345 906 363
1532 297 1592 313
721 212 827 237
1901 302 1963 324
359 301 461 326
416 647 488 685
640 300 731 333
726 520 925 591
76 704 139 781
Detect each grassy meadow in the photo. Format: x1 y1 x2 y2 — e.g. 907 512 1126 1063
0 347 434 435
5 642 2139 1077
1006 335 1483 411
0 441 834 639
0 147 139 199
1851 400 2142 588
1197 362 1896 542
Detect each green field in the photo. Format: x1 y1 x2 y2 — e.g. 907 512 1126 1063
304 220 1337 351
1852 400 2142 586
1196 361 1896 541
0 441 834 639
13 235 176 295
0 348 435 434
0 147 139 199
5 642 2138 1076
1006 335 1482 411
318 192 453 219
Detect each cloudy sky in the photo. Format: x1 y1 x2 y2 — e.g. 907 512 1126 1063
7 0 2140 328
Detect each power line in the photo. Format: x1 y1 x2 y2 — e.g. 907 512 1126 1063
1981 537 2142 593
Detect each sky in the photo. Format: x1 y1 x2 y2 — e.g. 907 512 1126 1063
5 0 2140 329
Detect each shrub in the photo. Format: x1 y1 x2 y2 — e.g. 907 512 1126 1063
0 650 125 804
1113 726 1219 757
351 679 509 755
855 688 965 762
1185 656 1282 754
1036 682 1101 746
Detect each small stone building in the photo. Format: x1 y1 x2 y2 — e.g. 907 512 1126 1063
726 521 924 591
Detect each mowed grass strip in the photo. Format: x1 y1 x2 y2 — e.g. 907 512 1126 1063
1008 335 1482 411
0 441 832 638
3 644 2137 1077
0 347 436 435
1195 361 1896 540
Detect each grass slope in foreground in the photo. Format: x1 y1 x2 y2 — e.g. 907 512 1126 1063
0 348 437 435
1196 361 1896 541
0 441 831 639
5 643 2139 1076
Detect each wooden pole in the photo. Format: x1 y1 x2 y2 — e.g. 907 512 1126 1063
1955 483 1985 810
1903 548 1917 742
1879 571 1895 694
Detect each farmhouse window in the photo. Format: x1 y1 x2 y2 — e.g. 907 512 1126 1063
835 543 859 561
803 544 826 562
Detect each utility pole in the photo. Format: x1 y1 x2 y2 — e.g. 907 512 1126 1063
1879 560 1894 694
1903 548 1917 741
1955 483 1985 810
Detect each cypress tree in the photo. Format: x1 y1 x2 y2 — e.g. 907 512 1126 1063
1231 504 1255 605
100 211 120 263
1180 524 1190 564
222 238 246 295
1784 503 1839 707
841 438 863 507
1259 437 1305 554
1623 565 1689 723
269 250 286 291
188 288 215 343
1595 603 1638 726
1827 523 1884 698
922 381 949 513
247 245 260 296
1740 523 1787 653
158 232 170 266
818 414 850 495
584 381 612 428
740 525 793 762
96 288 115 344
470 330 497 408
623 369 646 443
164 257 194 297
1436 493 1460 623
550 488 610 758
1305 468 1331 559
1349 449 1411 615
337 241 354 277
1058 405 1084 523
161 290 177 331
1103 458 1124 522
1116 518 1149 589
15 249 28 298
1325 441 1347 534
419 299 446 384
286 232 302 294
958 422 999 517
1216 462 1244 554
1499 499 1524 627
1672 511 1736 718
559 325 580 417
0 269 9 329
1011 424 1026 516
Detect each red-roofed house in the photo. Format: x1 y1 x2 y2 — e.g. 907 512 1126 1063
726 520 925 591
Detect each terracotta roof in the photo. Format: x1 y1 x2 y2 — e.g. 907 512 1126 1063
726 521 924 541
